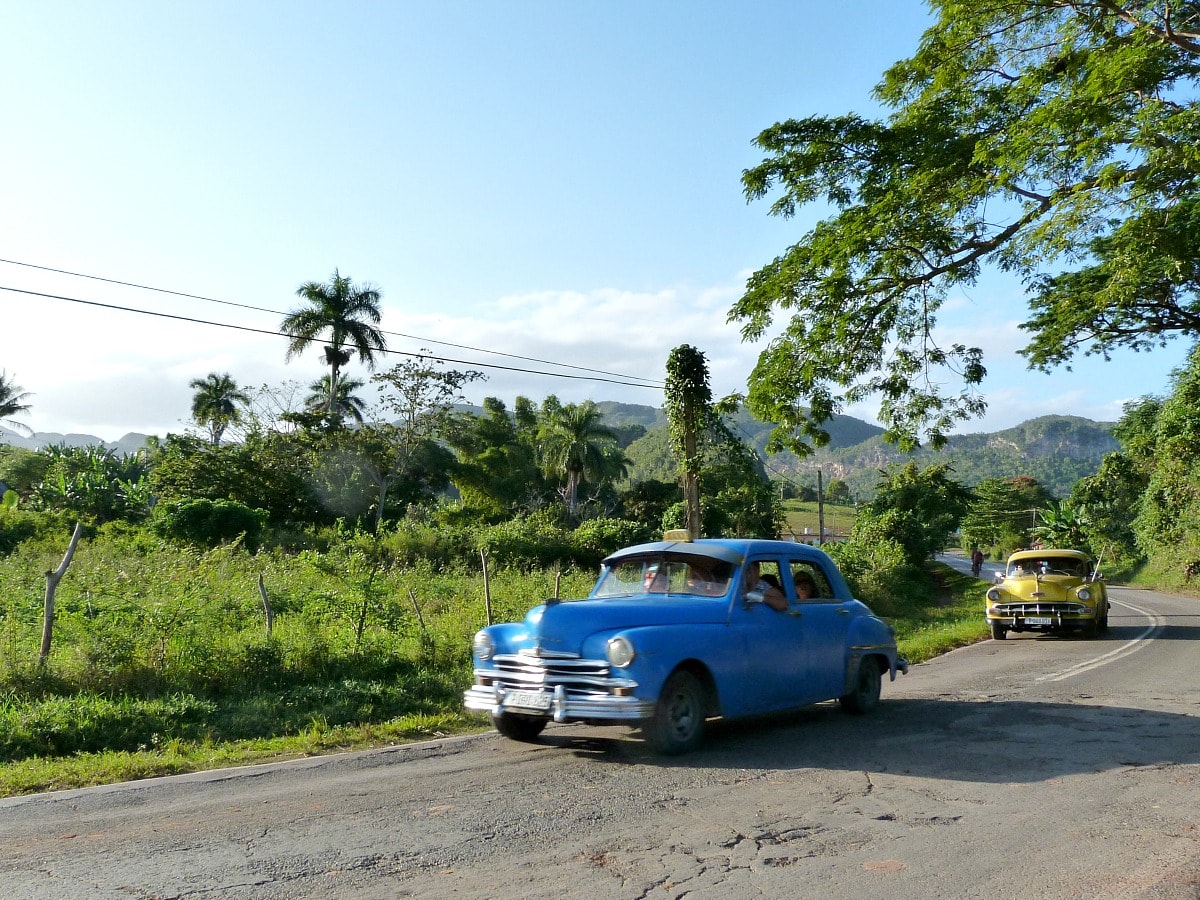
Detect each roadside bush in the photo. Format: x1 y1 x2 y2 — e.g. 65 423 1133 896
477 516 573 571
0 507 72 555
826 537 926 617
151 499 268 552
569 517 654 568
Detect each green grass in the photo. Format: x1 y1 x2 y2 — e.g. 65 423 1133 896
0 711 477 796
891 563 991 663
781 500 856 541
0 532 990 797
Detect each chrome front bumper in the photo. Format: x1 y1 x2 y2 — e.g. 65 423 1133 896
463 682 656 723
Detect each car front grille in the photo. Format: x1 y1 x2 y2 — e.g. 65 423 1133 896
994 602 1088 616
486 652 615 691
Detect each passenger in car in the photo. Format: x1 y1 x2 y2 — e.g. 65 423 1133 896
793 570 817 600
744 561 787 611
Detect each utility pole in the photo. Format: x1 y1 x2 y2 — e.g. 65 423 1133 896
817 469 826 546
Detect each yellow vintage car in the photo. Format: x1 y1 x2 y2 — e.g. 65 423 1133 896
985 549 1109 640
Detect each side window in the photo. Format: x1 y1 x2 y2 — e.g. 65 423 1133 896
788 560 832 601
757 560 784 592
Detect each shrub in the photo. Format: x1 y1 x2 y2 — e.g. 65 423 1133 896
152 499 268 551
570 517 654 568
477 517 573 571
0 507 71 555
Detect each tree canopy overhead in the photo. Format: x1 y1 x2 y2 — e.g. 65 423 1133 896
733 1 1200 451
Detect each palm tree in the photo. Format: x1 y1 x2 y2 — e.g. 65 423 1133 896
189 372 249 445
281 270 387 416
538 400 623 515
305 374 369 424
0 370 33 435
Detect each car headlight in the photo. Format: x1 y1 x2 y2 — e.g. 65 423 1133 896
1076 587 1091 601
472 630 495 661
606 636 636 668
986 588 1001 601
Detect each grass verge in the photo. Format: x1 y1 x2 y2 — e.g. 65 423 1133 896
0 562 989 797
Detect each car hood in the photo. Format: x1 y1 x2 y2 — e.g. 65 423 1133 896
509 596 728 655
999 577 1082 601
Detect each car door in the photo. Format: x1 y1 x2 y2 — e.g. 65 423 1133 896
785 559 852 701
728 557 810 716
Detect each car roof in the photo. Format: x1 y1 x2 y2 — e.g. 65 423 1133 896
603 538 833 568
1007 549 1091 562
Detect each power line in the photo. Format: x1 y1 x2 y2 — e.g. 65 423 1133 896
0 285 664 390
0 257 665 387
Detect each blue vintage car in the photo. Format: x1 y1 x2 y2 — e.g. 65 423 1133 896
463 533 908 754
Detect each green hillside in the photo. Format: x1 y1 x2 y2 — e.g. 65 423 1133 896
617 406 1115 501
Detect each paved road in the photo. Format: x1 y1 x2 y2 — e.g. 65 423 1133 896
936 550 1003 581
2 588 1199 899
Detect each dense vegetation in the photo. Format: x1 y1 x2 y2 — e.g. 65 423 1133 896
3 338 1200 795
733 1 1200 452
6 1 1200 794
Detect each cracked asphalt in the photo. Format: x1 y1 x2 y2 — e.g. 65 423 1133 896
2 586 1199 899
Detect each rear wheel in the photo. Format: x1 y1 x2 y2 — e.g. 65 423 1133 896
491 713 547 743
645 670 706 755
990 621 1008 640
839 656 882 714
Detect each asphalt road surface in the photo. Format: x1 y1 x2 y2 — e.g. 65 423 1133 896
2 587 1198 900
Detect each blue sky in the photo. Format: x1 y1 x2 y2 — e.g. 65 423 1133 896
1 1 1189 441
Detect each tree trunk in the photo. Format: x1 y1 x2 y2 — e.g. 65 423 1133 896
683 429 700 539
40 522 84 664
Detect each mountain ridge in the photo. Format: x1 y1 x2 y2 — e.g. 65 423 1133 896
1 406 1117 500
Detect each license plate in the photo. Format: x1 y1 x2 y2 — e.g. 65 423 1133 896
1024 616 1053 625
505 690 551 712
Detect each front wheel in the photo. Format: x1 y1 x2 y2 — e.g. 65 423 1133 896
839 656 882 714
645 670 706 755
492 713 547 743
990 621 1008 640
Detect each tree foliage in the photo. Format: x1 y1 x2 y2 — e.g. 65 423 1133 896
664 345 714 537
149 433 321 525
1129 343 1200 571
30 444 152 524
854 462 972 565
281 270 387 417
735 1 1200 450
0 370 32 435
305 374 369 425
536 398 625 517
960 474 1054 553
189 372 249 445
445 397 545 518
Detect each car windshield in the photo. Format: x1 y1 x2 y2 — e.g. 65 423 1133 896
1008 557 1086 577
591 555 735 599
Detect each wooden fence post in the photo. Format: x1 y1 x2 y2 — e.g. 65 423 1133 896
257 574 274 639
40 522 84 664
480 549 493 626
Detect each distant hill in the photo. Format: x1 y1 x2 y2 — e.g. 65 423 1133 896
0 428 154 456
1 408 1118 501
810 415 1119 499
617 408 1116 500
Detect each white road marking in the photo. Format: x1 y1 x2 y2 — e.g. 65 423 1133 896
1035 598 1166 683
